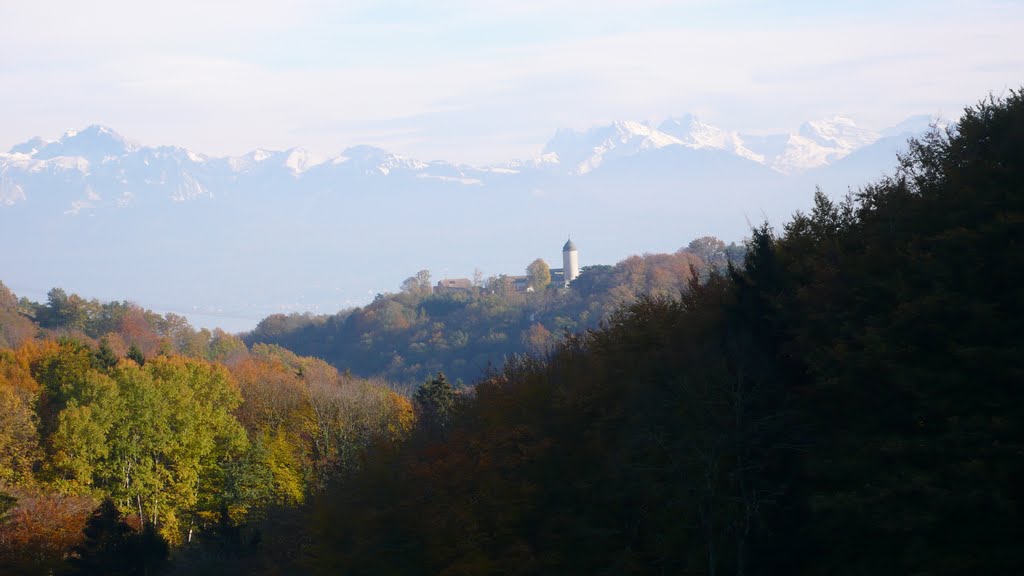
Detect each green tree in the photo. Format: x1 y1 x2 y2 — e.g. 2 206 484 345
32 339 96 439
93 338 119 372
412 372 456 434
46 371 120 491
109 358 247 539
0 491 15 517
526 258 551 291
126 344 144 366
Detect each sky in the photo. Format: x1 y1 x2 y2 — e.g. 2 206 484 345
1 0 1022 164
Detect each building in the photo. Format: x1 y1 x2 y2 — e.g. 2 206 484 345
455 238 580 295
509 276 534 292
562 238 579 287
550 238 581 288
435 278 474 294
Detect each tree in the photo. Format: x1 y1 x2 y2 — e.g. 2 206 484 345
724 242 746 267
0 385 38 484
684 236 727 267
0 282 35 348
415 269 432 293
93 338 119 372
526 258 551 291
412 372 456 434
401 269 433 297
45 371 120 491
207 329 248 364
67 498 169 576
521 323 554 356
0 489 94 576
32 338 96 440
126 345 144 366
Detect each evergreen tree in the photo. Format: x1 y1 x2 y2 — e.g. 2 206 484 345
93 338 119 371
126 344 145 366
413 372 457 434
67 498 168 576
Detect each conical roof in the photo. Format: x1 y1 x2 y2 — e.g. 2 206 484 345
563 238 577 252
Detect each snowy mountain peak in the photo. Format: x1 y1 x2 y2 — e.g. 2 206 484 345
659 113 708 137
337 145 428 175
27 124 137 161
541 121 682 174
658 115 764 163
250 149 274 163
283 147 325 174
606 120 680 147
226 148 276 172
798 116 879 150
659 115 728 146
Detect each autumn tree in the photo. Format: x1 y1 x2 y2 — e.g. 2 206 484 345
521 323 554 356
0 385 38 484
684 235 727 267
0 282 35 348
207 329 248 365
0 488 94 575
526 258 552 291
401 269 433 297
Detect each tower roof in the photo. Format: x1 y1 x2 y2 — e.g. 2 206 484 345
563 238 577 252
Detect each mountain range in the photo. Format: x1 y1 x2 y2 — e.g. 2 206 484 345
0 114 940 331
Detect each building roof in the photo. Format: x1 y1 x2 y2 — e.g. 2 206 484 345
563 238 577 252
437 278 473 289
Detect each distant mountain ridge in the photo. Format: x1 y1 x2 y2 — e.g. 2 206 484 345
0 113 942 331
0 113 943 212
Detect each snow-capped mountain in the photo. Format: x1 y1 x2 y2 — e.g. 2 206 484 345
734 116 881 175
799 116 879 150
32 125 139 160
0 114 930 212
330 145 428 176
531 114 892 176
658 115 764 163
539 121 683 175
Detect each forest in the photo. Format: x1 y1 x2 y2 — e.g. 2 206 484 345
0 89 1021 574
0 290 414 574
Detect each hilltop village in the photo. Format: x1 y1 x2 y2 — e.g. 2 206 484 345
434 238 581 294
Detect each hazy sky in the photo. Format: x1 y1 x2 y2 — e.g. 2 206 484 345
1 0 1021 164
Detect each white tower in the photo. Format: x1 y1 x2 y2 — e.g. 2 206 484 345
562 238 579 287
